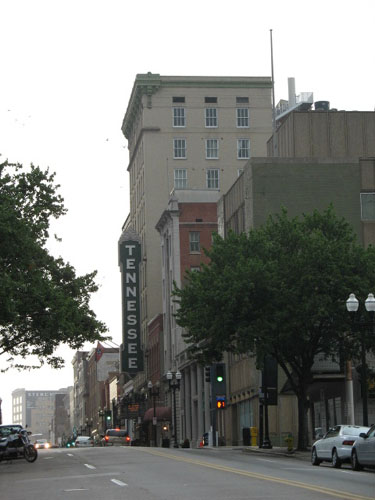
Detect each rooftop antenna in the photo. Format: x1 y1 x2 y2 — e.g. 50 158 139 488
270 29 276 132
270 29 278 156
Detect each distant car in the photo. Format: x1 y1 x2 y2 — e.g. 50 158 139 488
102 429 131 446
75 436 94 447
34 439 51 449
351 424 375 470
311 424 370 468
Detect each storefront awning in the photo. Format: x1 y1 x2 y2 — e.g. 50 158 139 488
143 406 172 422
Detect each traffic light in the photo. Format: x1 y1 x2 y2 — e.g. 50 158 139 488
216 364 224 383
212 363 226 409
204 366 211 383
213 363 226 388
105 410 112 426
216 395 226 409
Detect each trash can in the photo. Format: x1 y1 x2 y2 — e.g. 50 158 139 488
203 432 209 446
250 427 258 446
162 438 170 448
242 427 250 446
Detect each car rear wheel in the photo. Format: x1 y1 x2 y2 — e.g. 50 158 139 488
332 449 341 468
311 447 321 466
351 449 363 471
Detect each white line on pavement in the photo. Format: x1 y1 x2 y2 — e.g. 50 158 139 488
84 464 96 469
64 489 89 492
20 472 121 483
43 457 54 459
67 453 74 456
111 479 128 487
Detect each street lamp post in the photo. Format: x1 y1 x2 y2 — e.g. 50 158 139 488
262 356 272 449
85 417 93 436
167 370 182 448
98 408 105 435
148 381 160 447
346 292 375 427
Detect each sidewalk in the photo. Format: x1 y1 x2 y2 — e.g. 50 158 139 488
198 444 311 461
241 445 311 461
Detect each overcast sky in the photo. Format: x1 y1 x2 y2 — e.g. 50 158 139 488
1 0 374 423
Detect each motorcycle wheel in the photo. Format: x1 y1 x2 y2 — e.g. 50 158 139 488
24 445 38 463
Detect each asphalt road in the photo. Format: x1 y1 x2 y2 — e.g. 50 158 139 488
0 446 374 500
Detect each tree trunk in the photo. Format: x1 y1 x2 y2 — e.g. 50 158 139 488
296 387 309 450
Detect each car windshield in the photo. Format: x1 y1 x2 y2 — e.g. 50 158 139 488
106 430 127 437
0 425 23 437
342 426 369 436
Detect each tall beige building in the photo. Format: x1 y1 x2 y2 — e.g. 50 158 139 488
120 73 272 394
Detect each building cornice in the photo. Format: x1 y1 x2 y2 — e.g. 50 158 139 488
122 73 272 139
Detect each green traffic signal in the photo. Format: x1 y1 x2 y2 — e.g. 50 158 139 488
216 364 225 383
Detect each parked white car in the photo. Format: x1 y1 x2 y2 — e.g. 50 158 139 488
311 424 369 468
74 436 94 447
351 424 375 470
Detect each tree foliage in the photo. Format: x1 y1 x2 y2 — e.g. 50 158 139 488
0 160 108 370
174 207 375 448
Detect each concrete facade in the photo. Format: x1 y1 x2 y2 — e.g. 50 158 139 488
120 73 273 398
217 109 375 444
86 344 119 436
12 388 69 442
267 111 375 159
72 351 89 433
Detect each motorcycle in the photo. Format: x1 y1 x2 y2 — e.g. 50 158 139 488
0 428 38 463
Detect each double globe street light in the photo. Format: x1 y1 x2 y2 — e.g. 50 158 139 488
346 292 375 427
147 381 160 447
166 370 182 448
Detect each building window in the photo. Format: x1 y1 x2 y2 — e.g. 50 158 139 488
174 169 187 189
173 139 186 159
173 96 185 103
361 193 375 220
189 232 200 253
237 108 249 128
173 107 186 127
205 97 217 103
237 139 250 159
236 97 249 104
207 169 219 189
205 139 219 159
205 108 218 128
190 266 201 272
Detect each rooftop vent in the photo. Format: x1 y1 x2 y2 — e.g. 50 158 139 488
314 101 330 111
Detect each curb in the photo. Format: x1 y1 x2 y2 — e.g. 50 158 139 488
241 446 311 461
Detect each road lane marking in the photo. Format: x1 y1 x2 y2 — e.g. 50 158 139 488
257 458 276 462
64 489 89 492
111 479 128 487
67 453 74 456
43 457 54 459
136 448 373 500
20 472 121 483
84 464 96 469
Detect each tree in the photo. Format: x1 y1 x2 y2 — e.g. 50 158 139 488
174 207 375 449
0 159 108 370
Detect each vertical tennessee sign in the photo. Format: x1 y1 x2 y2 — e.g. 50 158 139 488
119 229 143 374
